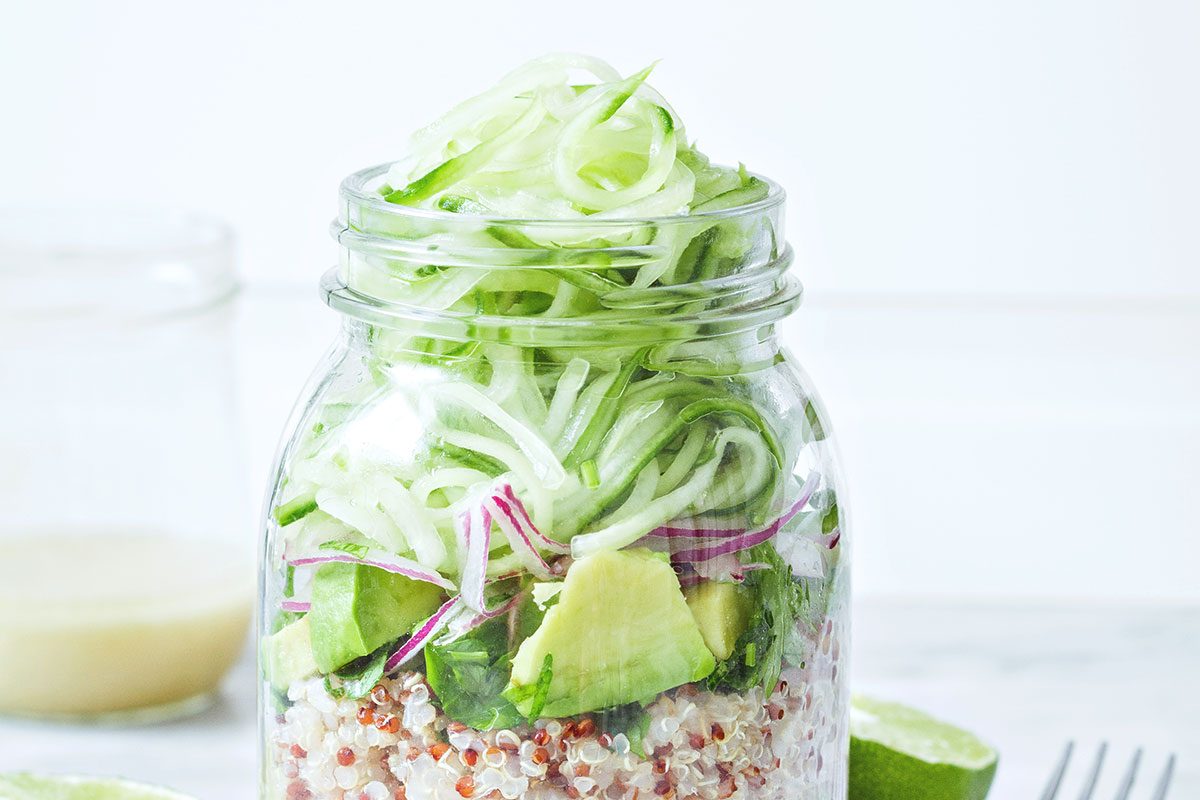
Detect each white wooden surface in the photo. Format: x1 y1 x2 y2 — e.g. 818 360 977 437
1 599 1195 799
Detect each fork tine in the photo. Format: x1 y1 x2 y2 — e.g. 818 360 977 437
1039 741 1075 800
1110 748 1142 800
1149 753 1176 800
1076 742 1108 800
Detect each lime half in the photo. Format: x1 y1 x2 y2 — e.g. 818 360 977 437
849 695 998 800
0 774 194 800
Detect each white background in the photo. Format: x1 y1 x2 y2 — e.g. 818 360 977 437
3 0 1198 600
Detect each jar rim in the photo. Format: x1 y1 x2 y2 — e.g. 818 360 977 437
325 163 801 345
339 163 787 228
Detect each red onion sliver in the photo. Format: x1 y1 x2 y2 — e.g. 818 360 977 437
385 596 460 672
287 549 455 592
648 472 821 542
456 501 493 614
499 484 570 554
488 494 554 578
667 473 822 563
280 600 311 613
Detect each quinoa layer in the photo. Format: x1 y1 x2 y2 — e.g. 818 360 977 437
270 610 846 800
271 670 840 800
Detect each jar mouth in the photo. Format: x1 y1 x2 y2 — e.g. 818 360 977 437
325 163 800 344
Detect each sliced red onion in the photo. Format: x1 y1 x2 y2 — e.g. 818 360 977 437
667 474 822 564
286 547 456 592
487 493 554 579
824 528 841 550
435 592 524 646
280 600 311 613
499 484 570 554
648 472 821 542
384 575 527 672
456 500 493 614
385 596 460 672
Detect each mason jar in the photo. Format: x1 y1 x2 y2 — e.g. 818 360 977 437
0 209 252 720
260 165 849 800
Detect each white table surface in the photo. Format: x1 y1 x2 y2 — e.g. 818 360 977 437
1 599 1195 799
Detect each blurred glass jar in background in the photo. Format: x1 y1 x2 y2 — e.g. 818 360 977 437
0 209 252 720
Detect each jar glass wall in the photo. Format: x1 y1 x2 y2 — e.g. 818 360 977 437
0 210 252 720
260 169 849 800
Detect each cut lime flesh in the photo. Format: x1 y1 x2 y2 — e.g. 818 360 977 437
849 695 998 800
0 773 194 800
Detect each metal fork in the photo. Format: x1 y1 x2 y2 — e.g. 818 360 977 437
1039 742 1177 800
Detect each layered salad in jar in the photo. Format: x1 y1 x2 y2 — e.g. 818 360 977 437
262 55 847 800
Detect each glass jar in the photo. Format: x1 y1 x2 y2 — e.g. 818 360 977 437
0 209 252 720
259 166 849 800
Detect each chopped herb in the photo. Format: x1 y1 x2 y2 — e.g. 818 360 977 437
270 610 303 635
506 653 554 720
706 542 808 693
581 459 601 489
821 504 840 535
804 398 827 441
318 540 370 559
327 646 389 700
426 616 525 730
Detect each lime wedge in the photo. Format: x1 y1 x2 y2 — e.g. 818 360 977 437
849 696 998 800
0 774 194 800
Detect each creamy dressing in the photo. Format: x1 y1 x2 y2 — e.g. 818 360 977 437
0 531 252 717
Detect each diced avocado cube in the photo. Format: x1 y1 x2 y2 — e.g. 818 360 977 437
265 616 318 691
308 562 444 673
684 581 753 661
506 548 715 717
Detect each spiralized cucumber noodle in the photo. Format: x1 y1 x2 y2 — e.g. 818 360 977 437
274 53 827 664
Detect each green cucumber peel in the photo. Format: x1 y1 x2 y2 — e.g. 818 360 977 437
567 395 782 536
562 350 648 468
273 494 318 527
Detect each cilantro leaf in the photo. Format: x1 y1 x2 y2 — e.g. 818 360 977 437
327 645 389 700
425 616 525 731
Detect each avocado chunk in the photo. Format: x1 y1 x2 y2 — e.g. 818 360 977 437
308 562 444 673
506 548 715 717
265 616 319 691
684 581 753 661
